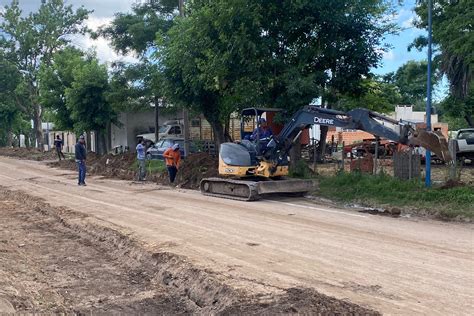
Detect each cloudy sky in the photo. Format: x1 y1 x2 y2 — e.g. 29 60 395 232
1 0 428 75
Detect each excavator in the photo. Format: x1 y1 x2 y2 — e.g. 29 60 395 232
200 106 452 201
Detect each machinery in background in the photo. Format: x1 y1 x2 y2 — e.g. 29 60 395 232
201 106 452 201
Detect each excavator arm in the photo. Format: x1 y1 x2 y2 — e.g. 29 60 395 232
265 106 452 162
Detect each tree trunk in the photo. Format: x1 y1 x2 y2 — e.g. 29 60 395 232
289 138 302 169
86 132 92 151
33 106 43 150
316 126 328 163
209 119 226 149
154 96 160 142
224 115 233 142
7 131 13 147
466 115 474 127
105 122 111 153
96 130 108 156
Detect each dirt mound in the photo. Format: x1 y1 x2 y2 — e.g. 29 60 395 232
177 152 218 189
440 179 466 189
0 147 57 161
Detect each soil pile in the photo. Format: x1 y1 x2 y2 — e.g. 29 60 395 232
0 147 57 161
177 152 218 189
48 152 144 181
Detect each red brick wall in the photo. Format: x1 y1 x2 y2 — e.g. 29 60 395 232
326 129 375 145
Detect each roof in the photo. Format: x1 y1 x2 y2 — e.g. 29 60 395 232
241 107 283 116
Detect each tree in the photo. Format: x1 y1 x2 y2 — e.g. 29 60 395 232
95 0 176 56
159 0 395 148
339 77 402 113
0 0 90 148
0 53 30 146
158 0 266 146
38 47 85 130
412 0 473 126
65 57 116 154
96 0 177 141
384 60 438 110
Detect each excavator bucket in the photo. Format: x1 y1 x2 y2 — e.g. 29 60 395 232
409 130 452 162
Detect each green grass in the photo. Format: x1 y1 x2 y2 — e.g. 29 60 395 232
317 172 474 220
130 159 167 174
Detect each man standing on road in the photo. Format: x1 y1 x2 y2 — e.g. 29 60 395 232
54 135 65 160
163 143 181 183
75 135 87 186
136 139 146 181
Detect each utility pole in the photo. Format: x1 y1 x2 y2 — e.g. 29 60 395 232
154 96 160 143
425 0 433 187
179 0 191 157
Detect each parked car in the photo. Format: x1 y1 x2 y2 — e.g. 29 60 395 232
456 128 474 163
146 138 198 160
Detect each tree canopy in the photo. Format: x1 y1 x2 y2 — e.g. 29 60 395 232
412 0 473 126
0 0 91 147
158 0 397 145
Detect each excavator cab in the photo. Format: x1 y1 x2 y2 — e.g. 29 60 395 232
240 108 284 149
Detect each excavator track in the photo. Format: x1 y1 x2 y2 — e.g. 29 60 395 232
200 178 260 201
200 177 313 201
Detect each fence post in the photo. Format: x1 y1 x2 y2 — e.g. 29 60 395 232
373 137 379 175
448 139 457 180
408 148 412 180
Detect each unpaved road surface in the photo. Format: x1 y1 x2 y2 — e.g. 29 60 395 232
0 157 473 314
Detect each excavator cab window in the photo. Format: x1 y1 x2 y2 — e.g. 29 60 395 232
240 108 283 156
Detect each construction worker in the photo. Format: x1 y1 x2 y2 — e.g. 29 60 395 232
75 135 87 186
250 118 273 141
136 139 146 181
163 143 181 183
250 118 273 155
54 135 65 160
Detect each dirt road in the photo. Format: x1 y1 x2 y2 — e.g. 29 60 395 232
0 157 472 314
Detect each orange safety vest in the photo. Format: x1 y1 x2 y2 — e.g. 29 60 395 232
163 148 181 168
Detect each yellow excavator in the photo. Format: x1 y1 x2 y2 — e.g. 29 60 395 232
200 106 452 201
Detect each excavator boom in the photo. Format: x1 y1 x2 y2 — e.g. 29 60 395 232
201 105 452 201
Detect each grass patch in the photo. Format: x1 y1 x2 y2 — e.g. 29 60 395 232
130 159 167 174
317 172 474 220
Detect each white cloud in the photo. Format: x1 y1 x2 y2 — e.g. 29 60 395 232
382 50 396 61
401 16 415 28
69 15 139 65
11 0 139 65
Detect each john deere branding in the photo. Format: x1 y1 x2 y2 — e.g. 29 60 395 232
314 117 335 125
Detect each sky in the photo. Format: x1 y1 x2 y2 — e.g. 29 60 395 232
0 0 430 76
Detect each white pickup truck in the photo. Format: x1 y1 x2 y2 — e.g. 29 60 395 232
456 128 474 163
137 120 183 143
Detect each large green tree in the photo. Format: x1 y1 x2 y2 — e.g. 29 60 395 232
383 60 441 111
159 0 395 147
38 47 85 130
339 77 402 113
412 0 473 126
96 0 176 140
0 0 90 148
65 56 116 154
0 54 27 146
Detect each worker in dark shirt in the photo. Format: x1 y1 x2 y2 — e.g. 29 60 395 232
75 135 87 186
250 118 273 155
54 135 65 160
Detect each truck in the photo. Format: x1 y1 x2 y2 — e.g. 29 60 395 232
136 120 184 143
456 128 474 163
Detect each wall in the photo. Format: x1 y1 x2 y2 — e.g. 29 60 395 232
326 127 375 145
